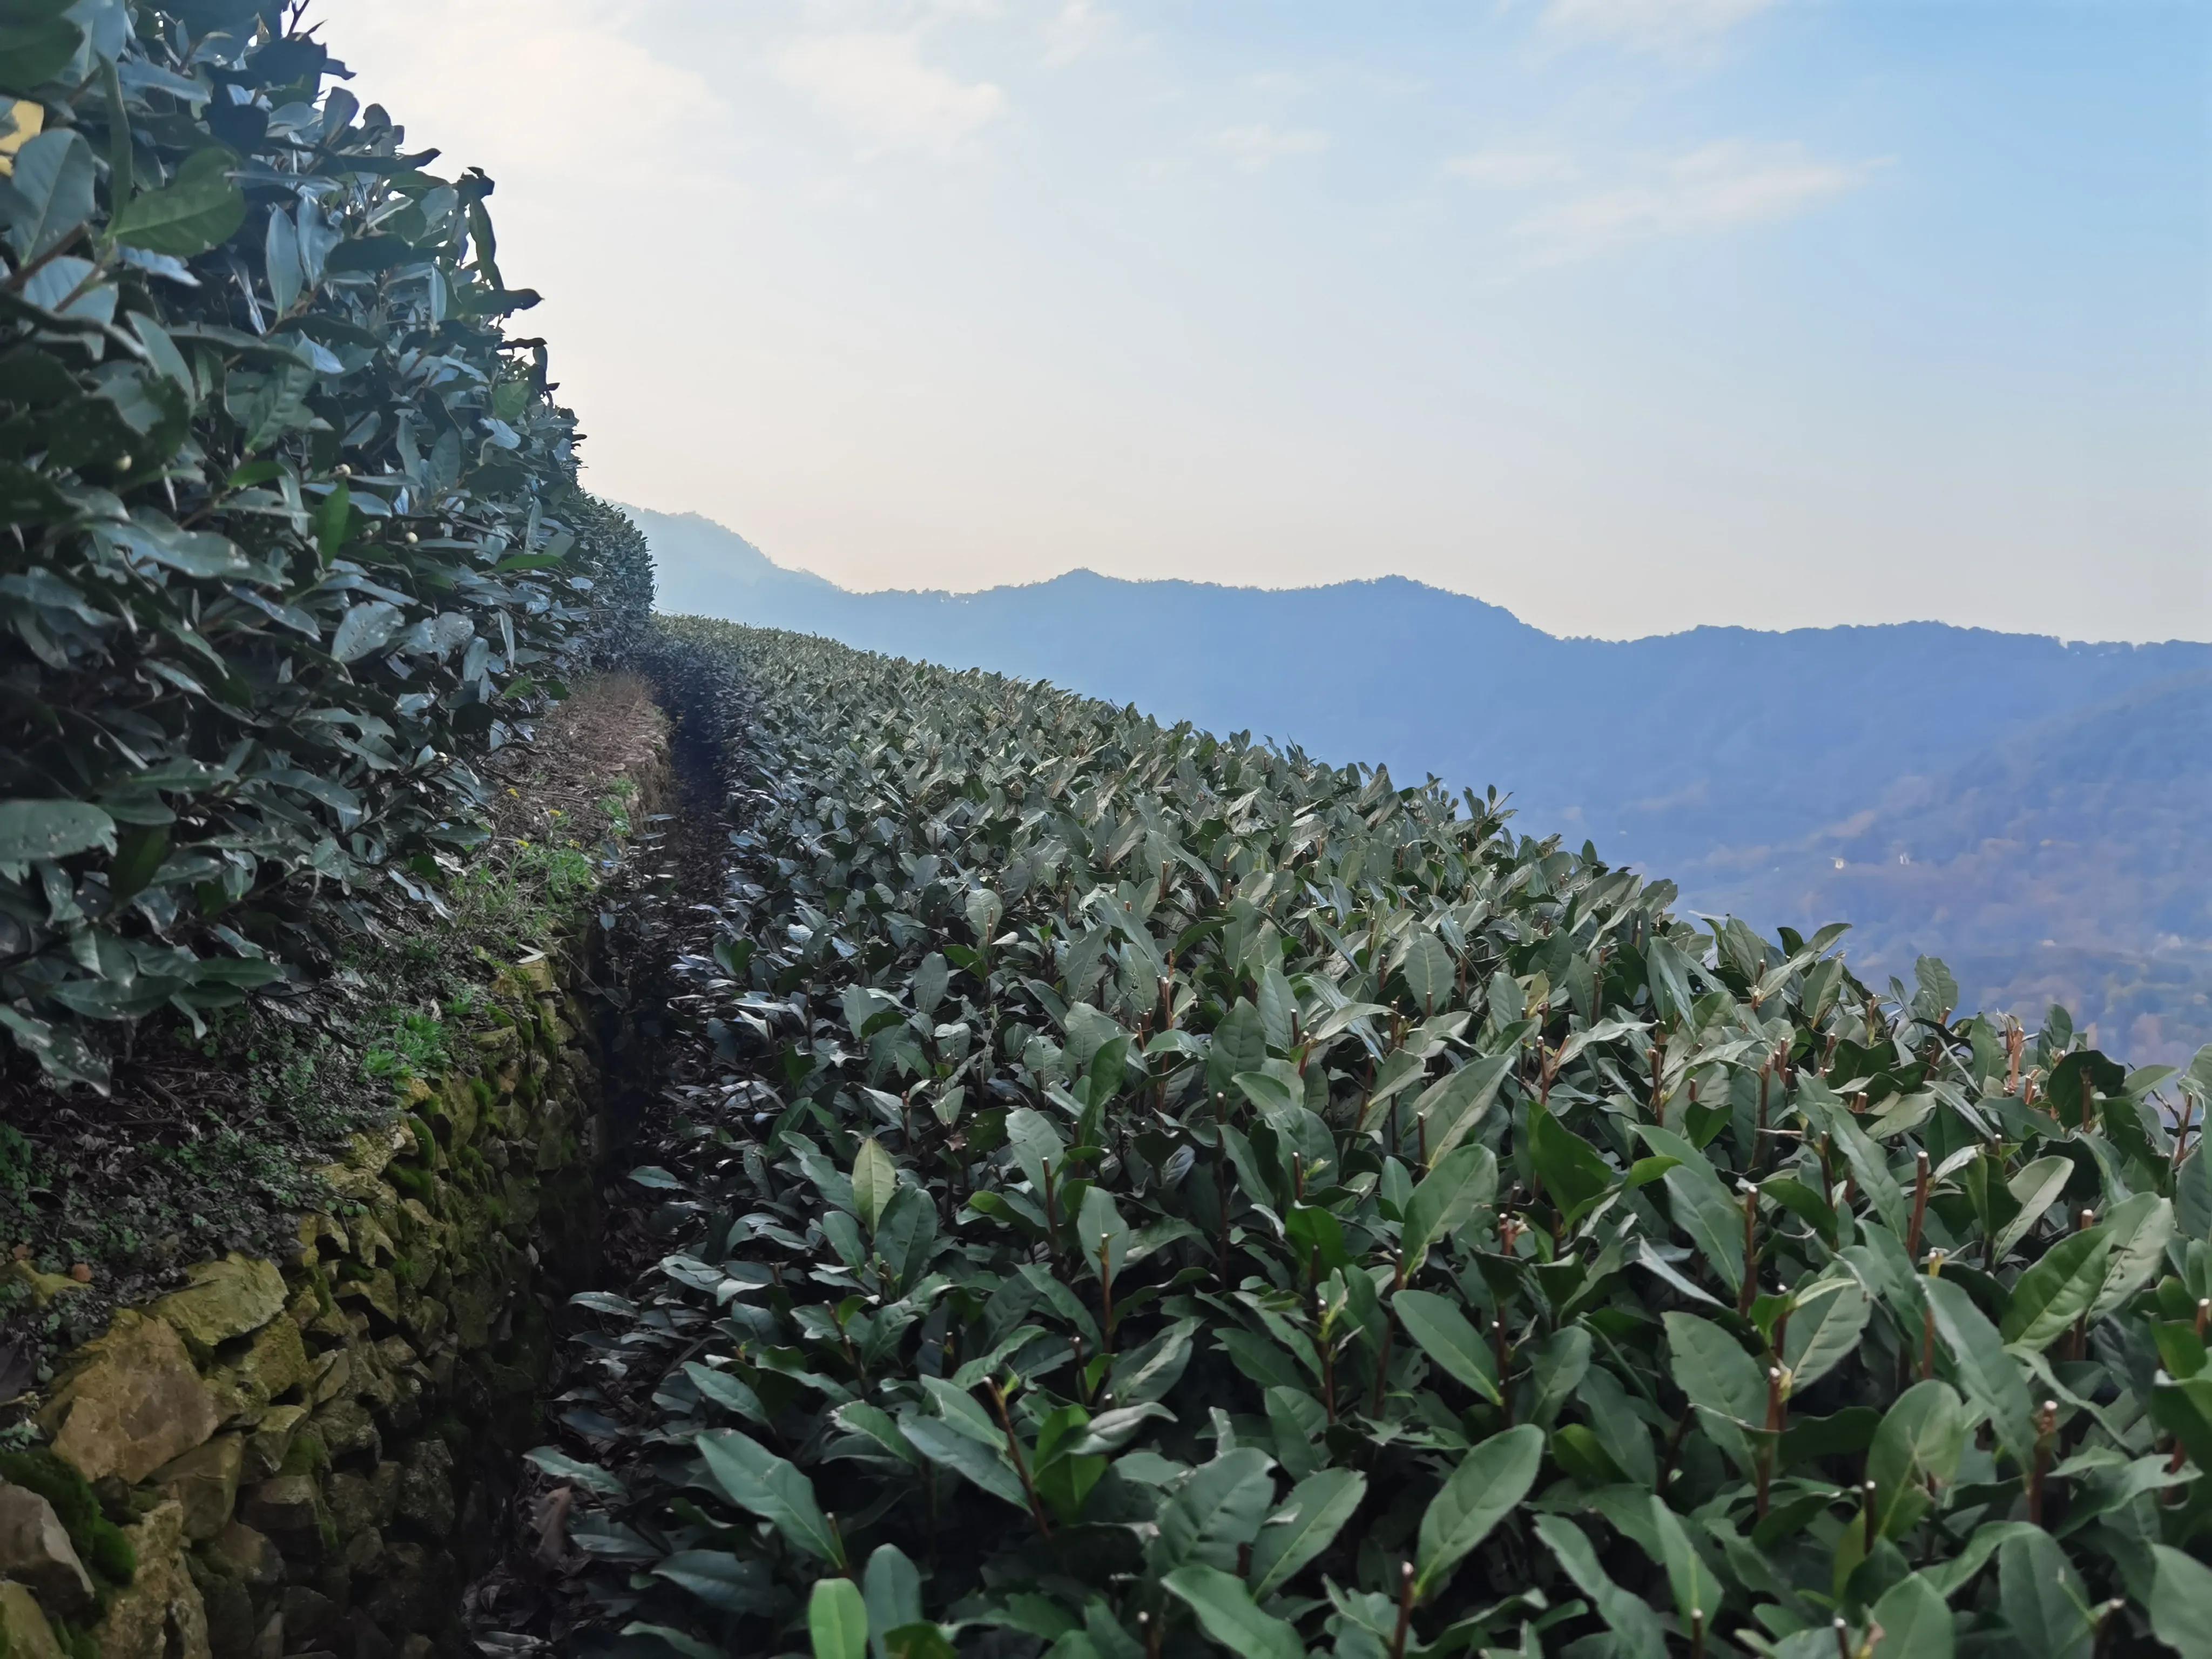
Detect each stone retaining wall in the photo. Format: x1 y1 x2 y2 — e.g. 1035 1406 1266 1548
0 952 606 1659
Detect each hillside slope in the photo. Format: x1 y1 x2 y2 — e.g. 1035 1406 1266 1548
623 505 2212 1055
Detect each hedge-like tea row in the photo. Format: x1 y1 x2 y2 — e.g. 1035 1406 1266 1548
542 620 2212 1659
0 4 648 1089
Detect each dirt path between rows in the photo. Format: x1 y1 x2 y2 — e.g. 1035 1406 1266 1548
461 653 750 1655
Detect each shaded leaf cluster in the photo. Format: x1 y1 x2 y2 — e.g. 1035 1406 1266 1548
0 3 650 1090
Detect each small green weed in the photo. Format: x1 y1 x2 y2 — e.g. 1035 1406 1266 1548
361 1010 452 1086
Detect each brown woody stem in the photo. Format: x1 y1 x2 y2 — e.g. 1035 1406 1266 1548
1388 1562 1416 1659
986 1379 1053 1539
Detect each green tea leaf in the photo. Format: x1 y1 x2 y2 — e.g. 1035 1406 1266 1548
1869 1573 1955 1659
0 799 116 862
1533 1515 1665 1659
1414 1423 1542 1598
1784 1275 1870 1394
863 1546 923 1659
1997 1527 2093 1659
1393 1289 1502 1406
2090 1192 2173 1320
1648 1498 1718 1635
2151 1545 2212 1659
1926 1276 2038 1465
696 1430 845 1568
852 1136 898 1237
1663 1311 1763 1426
902 1418 1026 1510
1154 1448 1274 1574
1163 1565 1305 1659
109 145 245 256
1399 1141 1496 1274
5 130 93 259
2000 1227 2111 1351
1994 1157 2073 1262
1401 930 1454 1015
1247 1466 1365 1598
1077 1183 1132 1284
1868 1381 1964 1537
809 1577 868 1659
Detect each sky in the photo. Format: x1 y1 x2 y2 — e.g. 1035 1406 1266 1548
321 0 2211 643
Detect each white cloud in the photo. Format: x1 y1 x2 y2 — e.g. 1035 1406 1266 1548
1446 149 1580 188
1516 141 1878 258
1043 0 1116 65
1542 0 1778 50
328 0 731 189
1213 123 1330 172
778 30 1006 157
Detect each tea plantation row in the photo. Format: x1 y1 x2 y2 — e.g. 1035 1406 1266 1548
538 619 2212 1659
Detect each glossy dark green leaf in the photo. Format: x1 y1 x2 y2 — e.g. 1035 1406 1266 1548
1867 1381 1964 1538
902 1417 1026 1510
109 146 245 256
1783 1276 1871 1394
696 1430 845 1568
1999 1226 2110 1350
1926 1276 2037 1465
0 11 86 94
1163 1565 1304 1659
1663 1311 1763 1426
852 1136 897 1236
1154 1448 1274 1574
2150 1546 2212 1659
1997 1528 2093 1659
0 799 116 862
1869 1573 1955 1659
1393 1289 1502 1406
1247 1466 1364 1597
1533 1515 1664 1659
5 129 93 259
1414 1424 1542 1598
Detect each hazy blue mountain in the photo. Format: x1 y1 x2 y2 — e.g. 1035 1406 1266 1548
623 505 2212 1060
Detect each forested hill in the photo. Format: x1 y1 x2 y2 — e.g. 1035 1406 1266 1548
629 504 2212 1060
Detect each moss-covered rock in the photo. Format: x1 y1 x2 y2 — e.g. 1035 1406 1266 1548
6 914 624 1659
334 1269 399 1328
240 1406 304 1484
91 1501 207 1659
207 1318 308 1427
151 1439 241 1544
40 1316 218 1485
434 1076 481 1151
0 1452 134 1599
196 1521 280 1590
0 1581 68 1659
308 1400 377 1464
150 1259 286 1362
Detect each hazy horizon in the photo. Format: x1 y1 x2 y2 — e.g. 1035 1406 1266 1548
626 503 2212 651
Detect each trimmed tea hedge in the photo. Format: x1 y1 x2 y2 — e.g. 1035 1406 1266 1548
541 621 2212 1659
0 3 650 1089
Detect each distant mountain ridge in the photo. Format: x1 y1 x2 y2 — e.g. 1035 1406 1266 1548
625 504 2212 1060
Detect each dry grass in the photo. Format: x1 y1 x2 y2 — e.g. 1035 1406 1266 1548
487 674 673 845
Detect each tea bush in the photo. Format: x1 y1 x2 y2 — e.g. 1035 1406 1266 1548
535 620 2212 1659
0 2 650 1090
